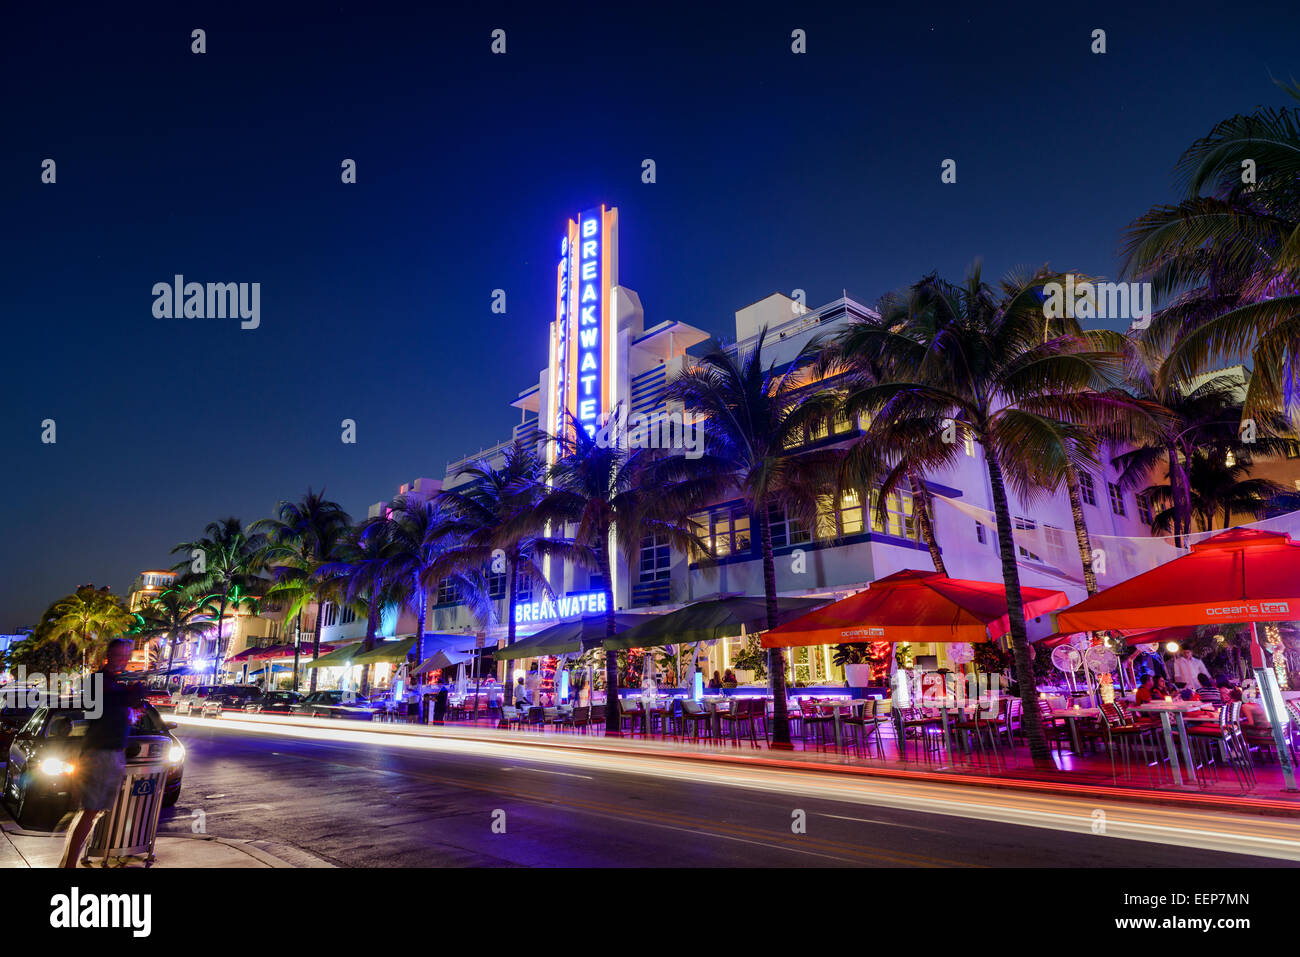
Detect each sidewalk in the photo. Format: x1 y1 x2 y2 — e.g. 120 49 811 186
0 813 333 868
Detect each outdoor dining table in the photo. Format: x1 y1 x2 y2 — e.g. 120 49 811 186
808 699 868 747
1051 706 1102 755
930 698 1001 754
1133 700 1211 788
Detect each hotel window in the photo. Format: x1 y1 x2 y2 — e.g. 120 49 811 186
808 417 829 442
691 507 753 557
868 489 917 540
839 488 864 535
437 578 461 605
975 522 987 545
1137 493 1154 526
1108 481 1127 517
340 605 357 625
1078 471 1097 507
321 603 338 627
488 571 507 600
767 503 810 550
1014 516 1041 561
963 431 976 457
639 534 671 582
515 573 533 602
831 407 854 435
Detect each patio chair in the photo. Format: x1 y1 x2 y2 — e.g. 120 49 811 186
679 698 712 740
498 704 521 730
718 697 759 746
525 706 546 730
894 706 943 762
838 699 883 758
1035 698 1076 757
618 697 644 735
798 698 835 749
1184 702 1255 790
589 704 606 731
1098 702 1165 784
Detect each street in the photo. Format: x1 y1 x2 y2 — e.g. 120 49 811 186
159 720 1298 867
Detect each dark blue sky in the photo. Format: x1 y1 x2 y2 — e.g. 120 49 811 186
3 1 1299 628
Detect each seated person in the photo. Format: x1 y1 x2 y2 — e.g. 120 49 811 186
1229 688 1269 729
1134 676 1155 706
1194 673 1221 704
1151 677 1174 700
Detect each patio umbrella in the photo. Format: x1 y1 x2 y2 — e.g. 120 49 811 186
351 637 418 664
761 569 1069 647
303 641 365 669
606 596 829 650
495 613 658 661
412 648 473 677
1053 527 1300 789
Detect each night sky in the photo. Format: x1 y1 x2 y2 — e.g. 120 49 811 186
4 1 1299 629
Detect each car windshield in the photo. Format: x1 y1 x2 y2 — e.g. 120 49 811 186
44 706 168 737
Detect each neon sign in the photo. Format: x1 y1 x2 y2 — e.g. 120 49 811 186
514 590 608 624
550 206 615 453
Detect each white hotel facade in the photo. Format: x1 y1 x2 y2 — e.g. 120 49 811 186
317 205 1159 685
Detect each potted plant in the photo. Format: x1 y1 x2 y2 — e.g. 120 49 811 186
733 634 767 682
832 643 874 689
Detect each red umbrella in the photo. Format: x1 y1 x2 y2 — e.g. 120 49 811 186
1054 527 1300 790
761 568 1070 647
1054 528 1300 633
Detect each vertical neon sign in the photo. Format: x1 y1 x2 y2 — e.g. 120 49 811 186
549 206 614 457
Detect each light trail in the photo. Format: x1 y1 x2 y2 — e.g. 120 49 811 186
172 712 1300 862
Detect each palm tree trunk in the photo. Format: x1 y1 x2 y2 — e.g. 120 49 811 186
507 552 519 647
985 453 1050 765
212 596 228 685
759 504 793 749
415 589 427 722
359 593 380 698
907 468 946 575
309 599 322 693
1065 466 1098 595
292 610 302 692
1166 443 1183 547
599 548 621 735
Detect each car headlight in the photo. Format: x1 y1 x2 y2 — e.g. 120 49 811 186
168 744 185 764
40 758 76 776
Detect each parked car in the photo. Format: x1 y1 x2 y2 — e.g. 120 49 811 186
174 684 261 715
141 687 176 709
2 702 185 829
0 704 40 755
243 691 304 715
291 690 379 720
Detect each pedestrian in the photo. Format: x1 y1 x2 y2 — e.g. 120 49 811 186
59 638 144 868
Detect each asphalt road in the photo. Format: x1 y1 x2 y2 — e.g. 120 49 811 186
156 720 1294 867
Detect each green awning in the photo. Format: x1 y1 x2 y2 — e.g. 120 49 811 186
351 636 418 664
495 613 657 661
602 596 830 650
303 643 364 669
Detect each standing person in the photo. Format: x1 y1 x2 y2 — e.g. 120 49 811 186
59 639 144 868
1170 648 1211 691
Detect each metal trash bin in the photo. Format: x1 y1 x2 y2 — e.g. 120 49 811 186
83 734 170 867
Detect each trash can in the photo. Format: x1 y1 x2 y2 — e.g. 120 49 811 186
83 735 170 868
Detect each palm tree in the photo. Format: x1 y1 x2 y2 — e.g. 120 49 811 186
137 585 212 683
535 417 711 734
667 330 842 749
1110 343 1295 544
840 267 1128 763
172 518 266 684
1144 447 1283 532
252 490 352 692
1121 81 1300 418
36 585 135 672
820 313 949 575
367 494 493 716
316 521 397 698
433 442 566 652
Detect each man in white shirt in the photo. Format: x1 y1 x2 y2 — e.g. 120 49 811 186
1169 648 1211 690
